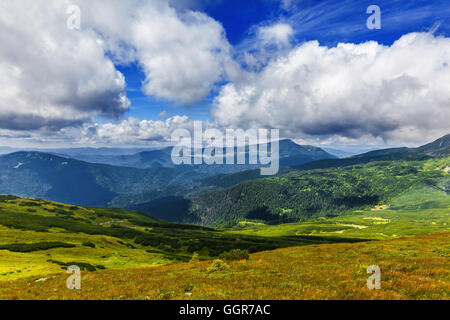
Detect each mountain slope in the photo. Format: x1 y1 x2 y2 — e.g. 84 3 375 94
132 156 449 225
0 196 358 281
0 140 335 208
417 134 450 157
113 135 450 222
354 134 450 159
2 231 448 300
293 134 450 172
0 152 206 206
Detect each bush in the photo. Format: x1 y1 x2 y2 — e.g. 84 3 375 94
190 252 200 263
0 195 19 202
207 259 230 273
19 201 41 207
0 242 75 253
219 249 250 262
183 283 194 293
82 241 96 248
46 259 105 272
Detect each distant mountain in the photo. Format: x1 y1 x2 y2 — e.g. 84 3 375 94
108 140 336 208
112 135 450 215
0 140 335 207
293 134 450 171
121 135 449 225
43 147 156 157
91 147 176 169
0 152 206 206
355 134 450 159
35 147 157 164
322 147 391 158
63 139 336 174
416 134 450 157
125 156 448 225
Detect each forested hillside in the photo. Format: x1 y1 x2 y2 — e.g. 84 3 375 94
135 158 449 225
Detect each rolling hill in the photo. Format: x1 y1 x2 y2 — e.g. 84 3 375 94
1 231 448 300
0 196 361 282
0 180 448 299
0 140 448 300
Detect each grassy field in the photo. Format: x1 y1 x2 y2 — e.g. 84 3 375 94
0 232 448 300
0 157 448 299
226 183 450 240
0 196 354 282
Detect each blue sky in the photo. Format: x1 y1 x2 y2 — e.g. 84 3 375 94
118 0 450 123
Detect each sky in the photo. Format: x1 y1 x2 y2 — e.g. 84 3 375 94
0 0 449 149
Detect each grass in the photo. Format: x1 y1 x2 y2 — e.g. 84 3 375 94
0 232 448 300
0 197 354 281
226 184 450 240
0 157 448 299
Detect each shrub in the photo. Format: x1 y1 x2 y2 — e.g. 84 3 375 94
207 259 230 273
19 201 41 207
46 259 104 272
190 252 199 263
183 283 194 293
82 241 96 248
0 242 75 253
219 249 250 262
0 195 19 202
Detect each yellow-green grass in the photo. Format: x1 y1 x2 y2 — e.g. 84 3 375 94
0 197 339 281
0 158 448 297
227 184 450 240
0 198 175 280
1 232 448 300
0 224 171 281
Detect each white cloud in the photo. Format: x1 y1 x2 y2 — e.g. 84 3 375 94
78 0 236 104
0 0 129 131
258 23 293 46
1 2 449 147
79 116 199 145
212 32 450 144
0 0 235 134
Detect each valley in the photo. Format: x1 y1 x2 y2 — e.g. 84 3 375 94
0 135 448 300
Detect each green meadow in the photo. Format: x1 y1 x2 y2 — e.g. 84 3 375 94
227 183 450 240
0 196 352 281
0 156 448 299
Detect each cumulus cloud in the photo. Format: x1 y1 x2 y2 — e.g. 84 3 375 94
78 116 199 145
1 1 449 147
78 0 236 104
0 0 235 134
212 32 450 144
0 0 129 131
